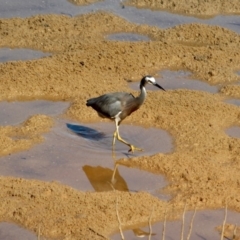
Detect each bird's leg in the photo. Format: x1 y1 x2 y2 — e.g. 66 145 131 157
112 130 118 158
117 134 143 153
111 163 119 184
114 121 143 153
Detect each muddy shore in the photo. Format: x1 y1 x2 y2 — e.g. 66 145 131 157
0 2 240 239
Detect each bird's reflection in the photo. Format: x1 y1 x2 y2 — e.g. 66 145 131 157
67 123 155 237
82 165 128 192
66 123 105 141
83 164 156 238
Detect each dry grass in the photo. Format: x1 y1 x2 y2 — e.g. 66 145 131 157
116 196 125 240
148 205 154 240
180 204 187 240
112 204 240 240
187 207 197 240
162 208 167 240
220 203 228 240
112 203 199 240
233 225 237 240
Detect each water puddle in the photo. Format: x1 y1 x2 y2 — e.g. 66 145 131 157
0 222 38 240
225 98 240 106
82 165 169 199
1 0 240 34
0 100 69 126
65 122 172 155
1 1 240 239
225 126 240 138
111 209 240 240
0 101 172 197
107 33 150 41
0 120 171 195
130 70 219 93
0 48 50 63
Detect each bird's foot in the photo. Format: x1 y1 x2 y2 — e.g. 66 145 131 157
128 145 143 153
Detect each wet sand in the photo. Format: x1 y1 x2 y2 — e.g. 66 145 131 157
1 0 240 239
126 0 240 18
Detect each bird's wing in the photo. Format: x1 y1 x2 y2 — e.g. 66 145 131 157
122 93 141 116
88 92 133 118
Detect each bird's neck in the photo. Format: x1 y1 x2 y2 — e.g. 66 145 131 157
137 85 147 105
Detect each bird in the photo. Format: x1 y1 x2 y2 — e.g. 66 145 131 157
86 75 165 153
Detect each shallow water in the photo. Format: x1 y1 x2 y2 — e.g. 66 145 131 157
225 126 240 138
107 33 150 41
0 100 69 126
1 1 240 239
1 0 240 34
130 70 219 93
0 48 50 63
225 98 240 106
112 209 240 240
0 120 171 196
0 101 172 197
0 223 37 240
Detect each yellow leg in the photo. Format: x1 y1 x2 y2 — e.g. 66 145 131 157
112 130 117 158
111 163 119 184
113 120 143 153
117 132 143 153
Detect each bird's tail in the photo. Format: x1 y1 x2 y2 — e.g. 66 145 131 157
86 98 96 106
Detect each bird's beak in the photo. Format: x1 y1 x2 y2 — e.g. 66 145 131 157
154 83 166 91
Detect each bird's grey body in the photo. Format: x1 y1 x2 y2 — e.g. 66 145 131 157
86 76 165 153
86 91 144 124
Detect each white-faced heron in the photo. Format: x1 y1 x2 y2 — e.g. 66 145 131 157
86 76 165 153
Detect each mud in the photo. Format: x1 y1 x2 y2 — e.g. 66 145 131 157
68 0 102 6
126 0 240 18
0 115 53 157
1 1 240 239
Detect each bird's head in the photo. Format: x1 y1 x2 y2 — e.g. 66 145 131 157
141 75 166 91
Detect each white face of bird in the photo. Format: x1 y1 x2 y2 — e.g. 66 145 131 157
144 76 166 91
145 76 156 85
